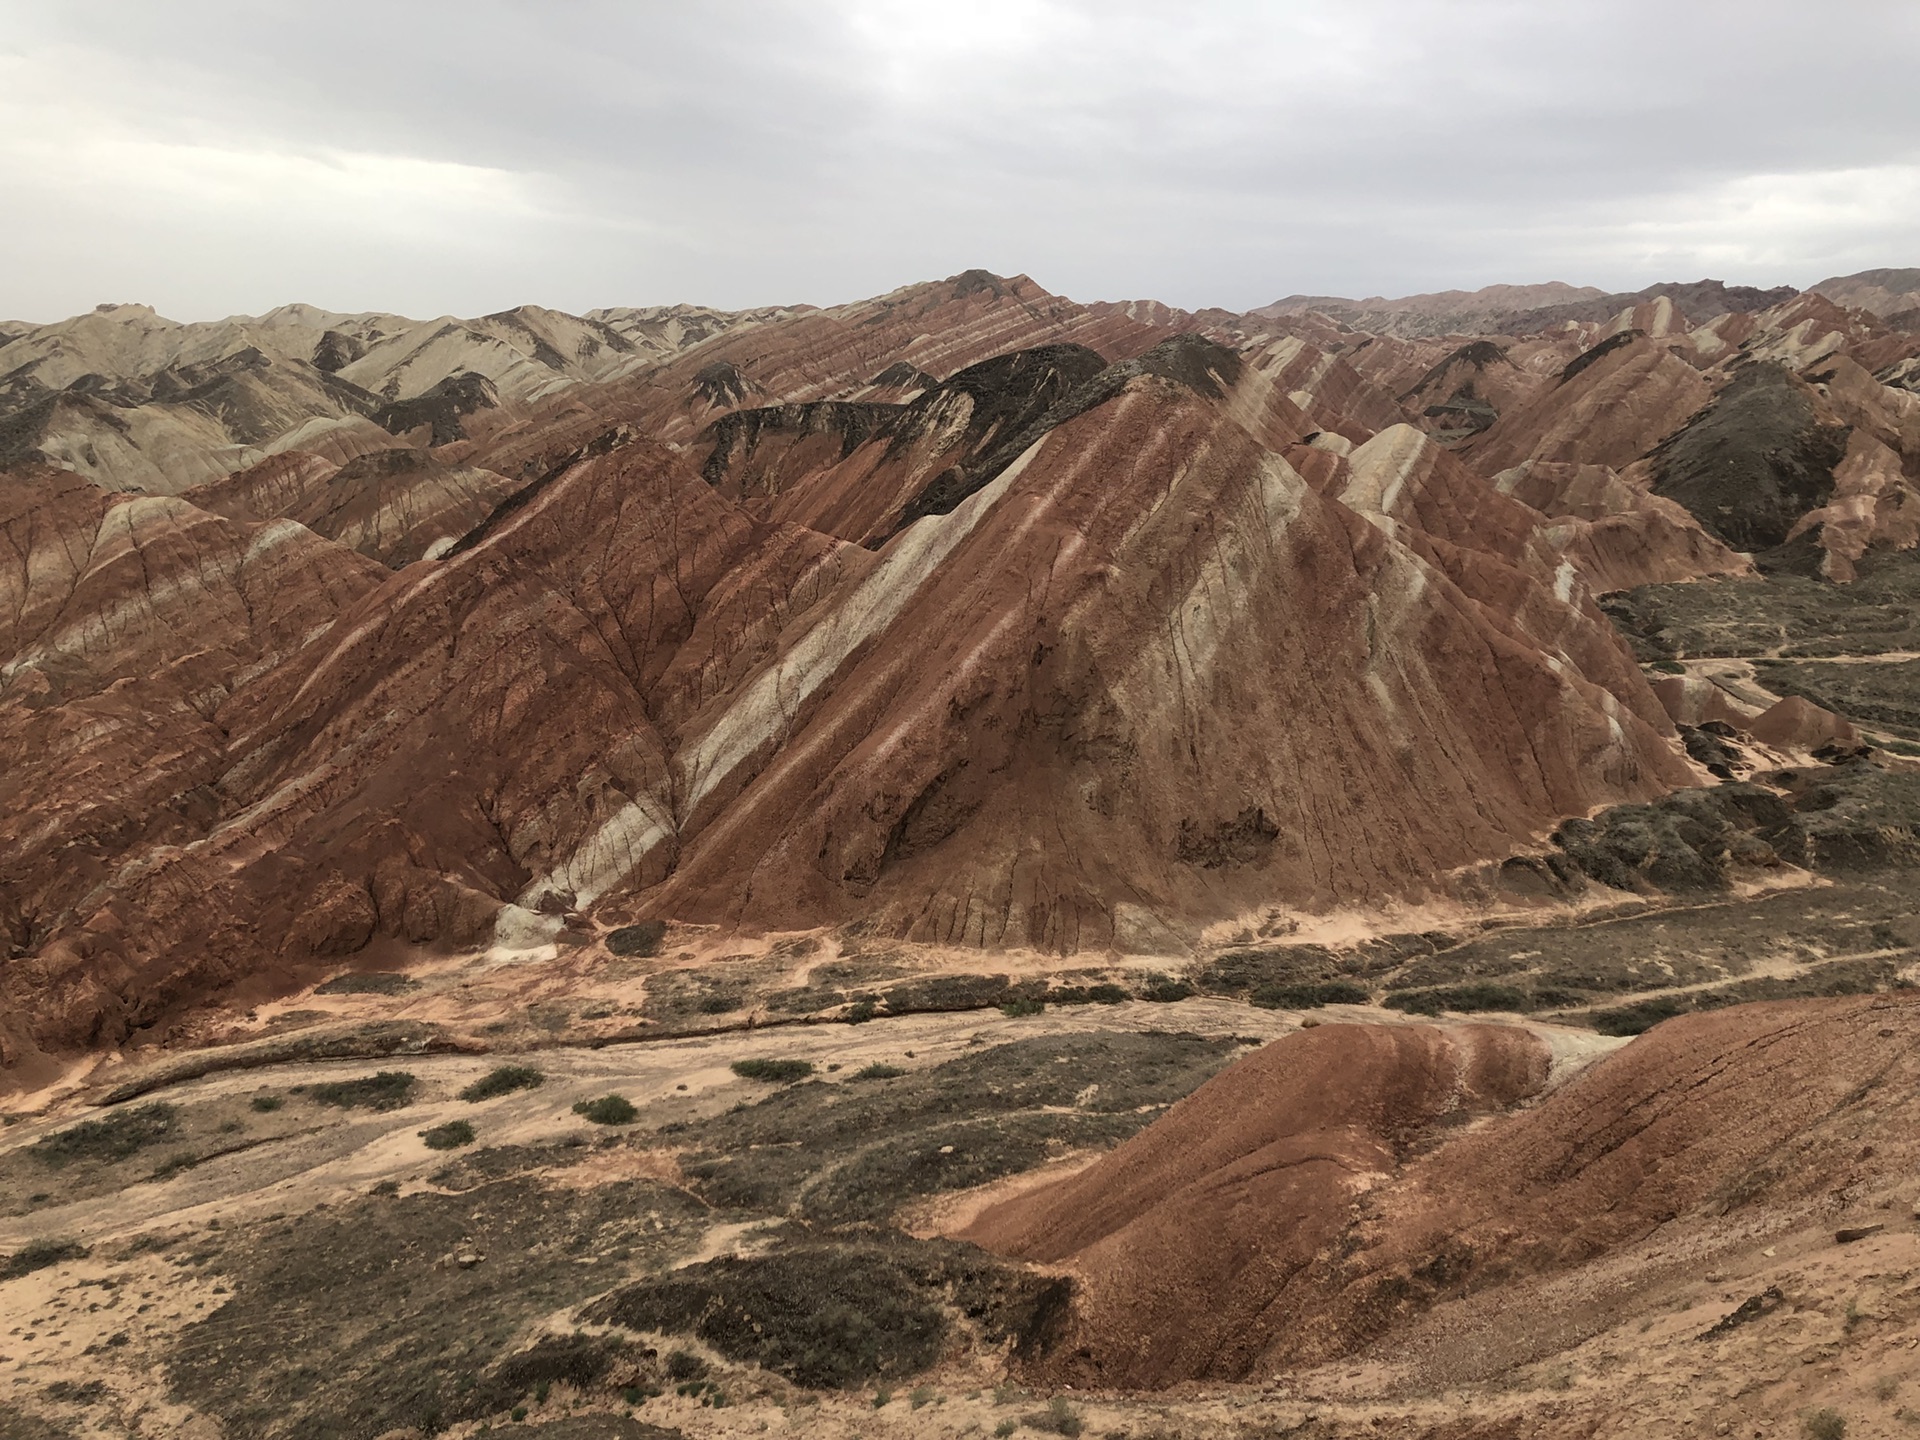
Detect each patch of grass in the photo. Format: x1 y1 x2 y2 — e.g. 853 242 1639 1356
420 1121 476 1150
1141 977 1192 1002
664 1351 706 1381
910 1384 936 1409
607 920 668 957
306 1072 417 1111
32 1102 178 1166
844 999 878 1024
996 1422 1018 1438
572 1095 638 1125
1023 1395 1085 1436
1588 995 1693 1036
1250 980 1371 1009
1000 997 1045 1018
1382 982 1530 1015
150 1152 206 1181
249 1094 284 1113
588 1245 946 1389
1805 1408 1847 1440
2 1238 89 1278
459 1066 546 1103
315 972 417 996
850 1063 907 1081
731 1058 814 1084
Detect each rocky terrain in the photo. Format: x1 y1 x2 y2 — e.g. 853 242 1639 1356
4 263 1920 1439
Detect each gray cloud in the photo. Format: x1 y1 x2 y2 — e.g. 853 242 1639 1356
2 0 1916 320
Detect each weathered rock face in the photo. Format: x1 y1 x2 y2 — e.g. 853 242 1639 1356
18 268 1919 1078
185 447 524 568
0 276 1704 1073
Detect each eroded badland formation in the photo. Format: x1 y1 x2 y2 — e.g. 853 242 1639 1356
4 265 1920 1439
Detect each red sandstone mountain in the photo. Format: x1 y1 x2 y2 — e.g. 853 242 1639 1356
4 267 1918 1078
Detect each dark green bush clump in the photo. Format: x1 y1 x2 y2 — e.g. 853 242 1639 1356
1141 978 1192 1002
33 1102 178 1166
250 1094 284 1113
573 1095 638 1125
459 1066 546 1102
1024 1395 1085 1436
1049 983 1128 1006
850 1063 906 1081
305 1072 417 1111
1000 997 1045 1018
1382 983 1529 1015
1589 995 1693 1036
607 920 668 957
731 1059 814 1084
2 1238 89 1278
588 1247 946 1388
419 1120 476 1150
314 971 417 996
1250 980 1371 1009
844 999 878 1024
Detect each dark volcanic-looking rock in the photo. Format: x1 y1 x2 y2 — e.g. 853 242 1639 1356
1650 362 1851 553
372 370 500 445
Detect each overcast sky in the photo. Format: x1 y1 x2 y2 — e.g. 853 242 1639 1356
2 0 1916 322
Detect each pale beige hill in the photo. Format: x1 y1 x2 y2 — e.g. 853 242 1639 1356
1810 266 1920 318
1259 280 1604 319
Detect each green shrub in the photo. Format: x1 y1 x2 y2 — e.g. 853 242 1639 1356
305 1071 416 1111
1250 980 1371 1009
459 1066 546 1102
664 1351 706 1381
1 1238 89 1279
1589 995 1692 1036
573 1094 638 1125
850 1063 906 1081
1381 983 1528 1016
249 1094 284 1113
844 999 878 1024
1023 1395 1084 1436
1141 978 1192 1002
1000 997 1045 1018
1650 659 1687 675
33 1103 178 1166
1805 1409 1847 1440
314 971 417 996
995 1422 1018 1439
420 1120 476 1150
607 920 668 957
730 1059 814 1084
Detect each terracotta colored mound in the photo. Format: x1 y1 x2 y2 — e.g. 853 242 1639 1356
961 1023 1552 1384
967 994 1920 1388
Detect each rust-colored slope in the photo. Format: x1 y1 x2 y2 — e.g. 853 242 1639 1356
962 1023 1550 1384
187 448 524 568
0 469 389 1064
636 365 1688 947
968 994 1920 1388
1461 333 1713 476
